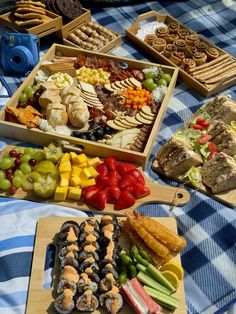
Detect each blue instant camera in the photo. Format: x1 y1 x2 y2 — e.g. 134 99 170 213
0 33 39 75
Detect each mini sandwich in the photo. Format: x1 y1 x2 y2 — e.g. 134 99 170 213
201 152 236 193
156 136 203 177
205 95 236 124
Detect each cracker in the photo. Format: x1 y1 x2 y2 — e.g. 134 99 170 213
119 81 130 88
141 106 155 116
124 78 134 87
111 83 121 91
104 84 115 93
107 120 126 130
80 82 96 95
14 18 44 26
116 118 137 128
114 81 125 90
135 113 153 125
14 12 44 19
125 116 142 125
139 111 155 121
129 77 142 87
113 119 131 129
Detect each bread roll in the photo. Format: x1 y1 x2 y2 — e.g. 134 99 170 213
67 99 90 128
46 103 68 128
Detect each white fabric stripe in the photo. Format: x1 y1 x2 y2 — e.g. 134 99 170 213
0 277 29 296
212 253 236 289
0 246 32 258
0 305 25 314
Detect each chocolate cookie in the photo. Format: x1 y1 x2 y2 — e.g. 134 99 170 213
55 0 82 20
50 0 61 15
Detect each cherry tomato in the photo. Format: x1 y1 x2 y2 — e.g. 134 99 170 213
207 143 217 160
192 124 205 130
198 134 211 144
196 118 210 129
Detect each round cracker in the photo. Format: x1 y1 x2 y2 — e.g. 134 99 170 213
113 119 131 129
125 116 142 125
141 106 155 116
129 77 142 87
107 120 126 130
139 111 155 121
135 113 153 125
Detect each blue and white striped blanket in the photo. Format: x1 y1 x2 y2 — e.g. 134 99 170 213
0 1 236 313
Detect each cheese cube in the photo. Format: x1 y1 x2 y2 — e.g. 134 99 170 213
60 153 70 163
87 157 101 168
54 186 68 201
68 187 82 201
87 166 98 178
81 178 96 188
59 160 71 173
70 176 82 187
74 153 88 165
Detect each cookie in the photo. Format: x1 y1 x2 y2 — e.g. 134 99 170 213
14 18 44 26
16 6 46 14
55 0 82 20
16 1 46 8
14 12 44 19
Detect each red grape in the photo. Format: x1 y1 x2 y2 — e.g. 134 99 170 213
8 186 17 195
9 150 17 157
33 91 41 101
17 153 23 159
14 158 22 167
6 174 13 181
27 98 36 107
5 169 13 176
28 159 37 167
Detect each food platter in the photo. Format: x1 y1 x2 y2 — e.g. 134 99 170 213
25 216 187 314
0 144 189 215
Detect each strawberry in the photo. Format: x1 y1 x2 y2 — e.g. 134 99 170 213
133 183 150 199
122 186 134 194
116 163 136 176
128 169 145 185
82 185 100 201
114 191 135 210
104 156 117 171
105 186 121 204
96 162 108 176
107 170 121 186
96 175 110 189
119 174 136 190
86 190 107 210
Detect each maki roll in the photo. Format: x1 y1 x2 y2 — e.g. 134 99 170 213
80 219 100 233
54 289 75 314
58 221 80 244
101 263 119 280
60 256 79 269
60 265 80 284
99 286 123 314
76 290 99 312
79 261 99 273
57 280 77 295
79 231 100 243
77 273 98 294
78 251 99 262
99 273 117 293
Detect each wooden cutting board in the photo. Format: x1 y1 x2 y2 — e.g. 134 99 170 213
0 146 190 215
152 159 236 208
26 216 187 314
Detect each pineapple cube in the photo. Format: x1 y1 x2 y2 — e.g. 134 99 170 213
60 153 71 163
54 186 68 201
59 177 69 187
59 160 71 173
87 166 98 178
68 187 82 201
81 178 96 188
80 168 92 181
70 152 78 163
77 162 87 169
74 153 88 165
70 176 82 187
87 157 101 168
71 166 82 177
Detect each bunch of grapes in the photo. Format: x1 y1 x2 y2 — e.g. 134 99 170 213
0 147 44 195
19 85 43 108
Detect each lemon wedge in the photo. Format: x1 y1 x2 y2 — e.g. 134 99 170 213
162 270 180 290
161 261 184 281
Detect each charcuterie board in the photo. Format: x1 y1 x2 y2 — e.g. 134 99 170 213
25 216 187 314
0 145 189 215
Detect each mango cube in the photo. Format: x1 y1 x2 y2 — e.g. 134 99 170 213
60 172 70 180
54 186 68 201
71 166 82 177
59 160 71 173
60 153 70 163
68 187 82 201
77 162 88 169
87 157 101 168
87 166 98 178
74 153 88 165
81 178 96 188
59 177 69 187
70 176 82 187
70 152 78 163
80 168 92 181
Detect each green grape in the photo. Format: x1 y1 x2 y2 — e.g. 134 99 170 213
145 72 155 79
143 78 154 89
0 170 5 180
32 85 39 92
32 150 45 162
14 170 24 177
24 148 35 156
12 176 23 188
0 158 12 170
22 154 31 163
157 78 168 87
23 85 34 98
14 148 22 153
148 82 158 91
19 92 28 104
0 179 11 191
20 162 32 174
9 157 16 167
2 152 9 158
160 73 172 85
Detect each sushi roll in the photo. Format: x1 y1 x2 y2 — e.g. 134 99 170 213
58 221 80 244
78 250 99 262
60 256 79 269
60 265 80 284
79 230 100 243
59 244 80 261
57 280 77 295
101 263 119 280
76 290 99 312
80 219 100 233
99 286 123 314
99 273 117 293
54 289 75 314
79 261 99 273
77 273 98 294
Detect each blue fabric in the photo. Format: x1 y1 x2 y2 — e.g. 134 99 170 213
0 1 236 314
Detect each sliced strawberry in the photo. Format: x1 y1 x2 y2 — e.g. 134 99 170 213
104 156 117 171
133 183 151 199
114 191 135 210
96 162 108 176
82 185 100 201
107 170 121 186
128 169 145 185
119 174 136 190
96 175 109 189
86 190 107 210
123 186 134 194
116 163 136 176
105 186 121 204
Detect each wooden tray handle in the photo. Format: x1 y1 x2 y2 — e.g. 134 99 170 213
60 143 84 154
132 11 166 27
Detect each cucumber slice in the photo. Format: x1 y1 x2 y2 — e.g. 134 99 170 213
137 271 171 295
147 264 176 293
136 263 148 273
144 285 180 310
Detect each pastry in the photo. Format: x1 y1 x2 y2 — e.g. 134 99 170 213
170 51 185 66
174 39 187 52
155 27 169 38
163 44 178 58
167 22 180 34
152 38 167 52
177 28 189 39
165 34 179 44
195 41 209 52
184 45 198 58
206 47 220 61
185 33 199 46
193 52 207 66
144 34 157 46
181 58 196 71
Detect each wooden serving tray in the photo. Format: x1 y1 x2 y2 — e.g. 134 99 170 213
0 145 189 214
25 216 187 314
0 43 178 167
0 10 62 38
126 11 236 97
